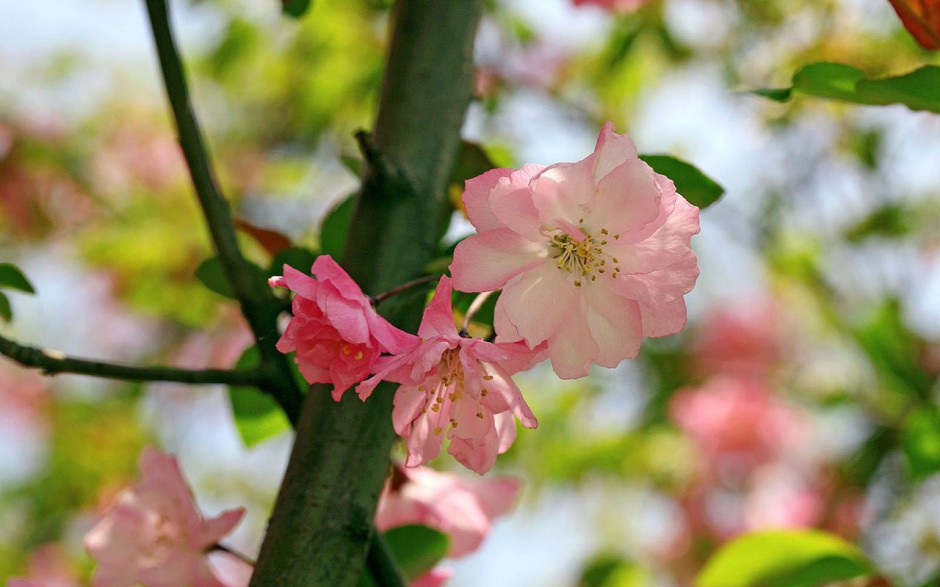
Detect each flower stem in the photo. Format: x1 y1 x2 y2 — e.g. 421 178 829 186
460 290 494 336
370 274 440 306
0 332 266 387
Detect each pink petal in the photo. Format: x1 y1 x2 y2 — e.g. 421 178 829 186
310 255 366 300
545 303 598 379
496 261 577 348
417 278 460 340
493 411 519 454
613 250 699 306
471 476 521 518
530 161 597 227
612 193 700 274
487 165 545 238
278 264 321 300
448 425 500 475
640 297 687 338
391 385 428 436
462 167 515 232
584 285 643 367
450 228 545 294
586 158 662 236
590 120 639 182
199 508 246 547
320 288 372 344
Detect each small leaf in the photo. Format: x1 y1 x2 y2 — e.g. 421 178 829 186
227 347 291 447
451 142 498 186
0 263 35 294
195 257 235 299
269 246 318 275
282 0 312 18
383 525 450 581
195 256 267 300
233 218 293 256
792 63 868 102
903 406 940 481
748 62 940 114
749 87 792 102
319 195 356 260
696 530 875 587
0 291 11 323
639 155 724 209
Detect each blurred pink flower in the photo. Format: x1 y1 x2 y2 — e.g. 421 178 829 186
693 299 783 377
7 581 45 587
451 121 700 379
670 376 805 475
411 567 453 587
744 464 824 531
83 448 245 587
572 0 648 12
358 277 541 474
271 255 418 400
376 465 521 558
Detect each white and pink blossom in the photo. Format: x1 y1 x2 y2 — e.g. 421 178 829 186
83 448 245 587
451 121 700 379
358 277 542 474
376 465 521 557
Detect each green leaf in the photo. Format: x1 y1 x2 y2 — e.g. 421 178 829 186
195 256 267 300
749 63 940 114
639 155 724 209
749 87 792 102
319 195 356 260
0 291 11 323
903 406 940 481
281 0 312 18
383 525 450 581
451 141 498 187
195 257 235 299
696 530 875 587
270 246 318 275
0 263 36 294
792 63 869 102
227 347 291 447
341 154 363 177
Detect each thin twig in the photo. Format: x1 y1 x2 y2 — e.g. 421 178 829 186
370 274 440 305
0 332 265 387
144 0 302 423
460 290 493 335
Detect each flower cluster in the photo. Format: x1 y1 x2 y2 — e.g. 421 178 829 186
270 122 700 474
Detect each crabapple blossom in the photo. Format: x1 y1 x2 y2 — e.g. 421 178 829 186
451 121 700 379
270 255 417 400
357 277 542 474
376 465 521 557
669 376 806 476
83 448 245 587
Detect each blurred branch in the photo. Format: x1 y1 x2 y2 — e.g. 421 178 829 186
144 0 302 424
0 332 265 387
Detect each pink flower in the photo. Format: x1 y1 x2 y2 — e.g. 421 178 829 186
693 299 783 378
358 277 541 474
411 568 453 587
376 465 521 557
670 376 805 476
450 122 700 379
572 0 648 13
8 581 45 587
83 448 245 587
271 255 418 400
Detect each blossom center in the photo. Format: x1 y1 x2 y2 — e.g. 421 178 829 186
547 219 621 287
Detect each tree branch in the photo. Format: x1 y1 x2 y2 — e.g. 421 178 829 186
0 332 265 387
248 1 484 585
144 0 303 424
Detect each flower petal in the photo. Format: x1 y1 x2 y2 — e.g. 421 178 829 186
450 228 545 293
497 261 577 348
640 296 688 338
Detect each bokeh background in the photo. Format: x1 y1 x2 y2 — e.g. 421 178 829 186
2 0 940 585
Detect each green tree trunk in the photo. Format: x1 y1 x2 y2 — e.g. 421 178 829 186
247 1 483 585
